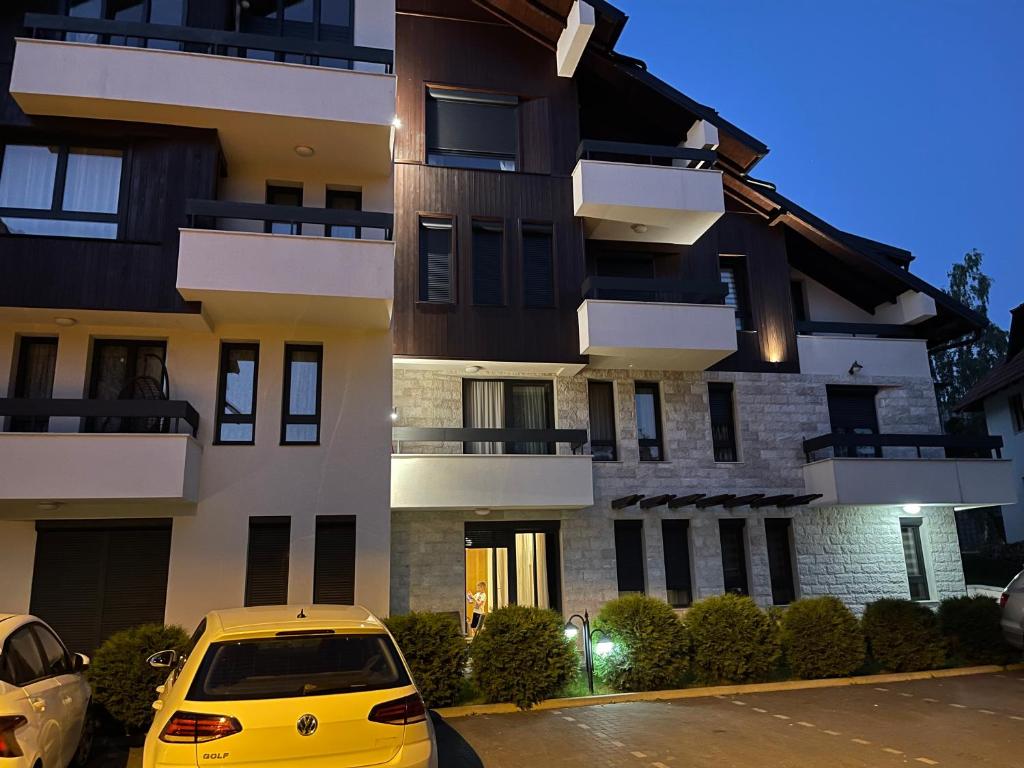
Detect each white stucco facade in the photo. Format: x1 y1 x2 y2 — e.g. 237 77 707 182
982 384 1024 542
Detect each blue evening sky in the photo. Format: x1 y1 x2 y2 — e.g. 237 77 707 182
611 0 1022 328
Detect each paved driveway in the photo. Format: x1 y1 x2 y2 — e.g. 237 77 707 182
435 671 1024 767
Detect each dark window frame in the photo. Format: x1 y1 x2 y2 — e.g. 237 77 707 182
236 0 356 66
708 382 739 463
313 515 357 605
765 518 797 605
418 215 456 304
719 518 749 596
587 379 617 461
662 518 693 608
827 385 881 458
265 183 303 235
280 343 323 446
901 517 930 602
614 519 646 596
635 381 665 462
425 86 519 172
462 378 556 455
9 336 58 433
1010 392 1024 433
464 520 562 611
0 143 127 241
244 516 291 607
719 256 752 331
790 280 808 323
521 221 556 308
325 188 362 239
214 342 259 446
86 338 167 433
470 218 505 306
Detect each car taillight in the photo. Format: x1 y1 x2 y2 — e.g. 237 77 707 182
1000 592 1009 609
368 693 426 726
0 715 27 757
159 712 242 743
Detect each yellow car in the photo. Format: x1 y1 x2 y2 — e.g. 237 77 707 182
143 605 436 768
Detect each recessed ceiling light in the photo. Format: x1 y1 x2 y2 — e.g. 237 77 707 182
465 365 482 373
55 317 77 327
630 223 649 234
294 145 315 157
37 501 61 511
902 504 922 515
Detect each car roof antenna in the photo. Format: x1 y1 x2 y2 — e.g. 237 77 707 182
297 608 307 619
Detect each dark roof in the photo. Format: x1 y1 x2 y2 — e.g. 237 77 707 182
958 305 1024 411
838 231 914 266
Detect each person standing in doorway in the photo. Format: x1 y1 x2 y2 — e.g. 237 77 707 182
467 581 488 637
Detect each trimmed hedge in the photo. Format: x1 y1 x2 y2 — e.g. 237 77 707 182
469 605 576 709
88 624 191 733
594 595 689 692
862 599 946 672
780 596 865 679
685 594 780 684
384 612 469 709
938 595 1012 665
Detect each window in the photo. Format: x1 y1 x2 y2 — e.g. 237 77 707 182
719 519 749 595
465 521 561 613
901 518 930 601
790 280 807 323
426 88 518 171
662 519 692 608
827 385 880 457
419 217 455 303
326 188 362 239
313 516 356 605
4 627 47 686
464 379 554 454
32 624 71 677
708 383 738 462
471 220 504 305
61 0 187 48
238 0 355 68
245 517 290 607
614 520 645 595
88 340 166 433
720 257 751 331
522 223 555 307
9 337 57 433
215 343 259 445
765 518 796 605
0 145 122 239
634 382 664 461
1010 392 1024 433
587 380 617 461
265 184 302 235
281 345 323 445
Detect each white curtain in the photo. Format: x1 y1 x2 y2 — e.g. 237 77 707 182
62 149 122 214
514 533 549 609
0 145 58 209
465 380 504 454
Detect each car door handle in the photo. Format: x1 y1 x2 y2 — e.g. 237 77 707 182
30 697 46 712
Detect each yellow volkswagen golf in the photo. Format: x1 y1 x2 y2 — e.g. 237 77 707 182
143 605 436 768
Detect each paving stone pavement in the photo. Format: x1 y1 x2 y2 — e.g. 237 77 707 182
435 671 1024 767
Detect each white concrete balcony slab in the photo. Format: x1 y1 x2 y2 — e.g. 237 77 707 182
797 333 932 378
391 428 593 511
803 457 1017 509
176 217 394 329
578 298 737 370
572 149 724 245
10 29 395 177
0 433 200 504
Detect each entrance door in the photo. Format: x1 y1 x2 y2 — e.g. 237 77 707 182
88 339 167 432
9 337 57 432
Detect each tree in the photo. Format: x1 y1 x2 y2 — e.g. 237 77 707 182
930 249 1008 433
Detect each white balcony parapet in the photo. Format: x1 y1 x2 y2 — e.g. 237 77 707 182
797 334 932 379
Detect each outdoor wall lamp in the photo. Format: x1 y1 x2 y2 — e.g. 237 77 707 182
390 407 399 421
564 611 614 695
848 360 864 376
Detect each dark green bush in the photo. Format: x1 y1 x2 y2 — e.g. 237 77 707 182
593 595 689 692
685 594 780 684
88 624 190 733
384 612 469 708
938 595 1013 665
469 605 576 709
862 599 946 672
780 596 865 679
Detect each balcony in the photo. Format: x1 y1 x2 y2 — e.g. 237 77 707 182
0 399 201 507
10 15 396 177
578 277 737 370
802 433 1017 508
391 428 593 511
572 141 725 245
796 322 931 378
176 201 394 329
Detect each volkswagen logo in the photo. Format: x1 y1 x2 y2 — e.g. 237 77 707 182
296 714 318 736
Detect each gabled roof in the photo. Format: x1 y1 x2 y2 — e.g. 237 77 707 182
958 305 1024 411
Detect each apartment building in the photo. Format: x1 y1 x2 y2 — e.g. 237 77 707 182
385 0 1018 626
0 0 397 652
0 0 1017 653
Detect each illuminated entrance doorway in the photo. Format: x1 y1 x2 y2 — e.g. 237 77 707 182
464 521 561 632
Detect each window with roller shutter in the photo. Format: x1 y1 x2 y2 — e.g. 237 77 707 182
471 220 504 305
522 223 554 307
313 516 356 605
245 517 290 607
614 519 645 595
419 217 454 303
708 383 738 462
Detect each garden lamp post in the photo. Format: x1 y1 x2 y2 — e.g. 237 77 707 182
564 611 595 694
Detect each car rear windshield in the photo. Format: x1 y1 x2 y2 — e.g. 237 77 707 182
187 633 410 701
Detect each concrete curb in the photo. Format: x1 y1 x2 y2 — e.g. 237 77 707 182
434 662 1024 719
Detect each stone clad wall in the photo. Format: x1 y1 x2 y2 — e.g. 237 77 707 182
390 365 963 619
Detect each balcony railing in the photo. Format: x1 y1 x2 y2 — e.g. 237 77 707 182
803 432 1004 462
0 399 199 438
795 321 920 339
581 276 728 304
576 139 716 168
392 427 589 455
185 200 394 241
23 13 394 72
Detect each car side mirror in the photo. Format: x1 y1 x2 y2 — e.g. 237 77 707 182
73 653 90 672
147 649 178 669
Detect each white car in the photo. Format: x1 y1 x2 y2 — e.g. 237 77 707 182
144 605 437 768
0 615 92 768
1000 569 1024 650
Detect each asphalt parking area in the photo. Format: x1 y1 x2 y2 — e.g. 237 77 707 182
437 671 1024 767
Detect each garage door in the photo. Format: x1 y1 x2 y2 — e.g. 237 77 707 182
30 519 172 654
